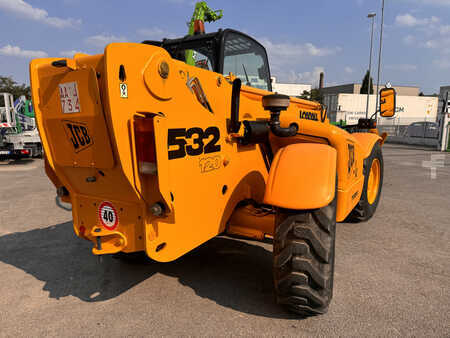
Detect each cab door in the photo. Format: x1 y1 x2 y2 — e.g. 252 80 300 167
219 30 272 92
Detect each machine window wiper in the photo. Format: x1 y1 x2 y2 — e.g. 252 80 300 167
242 64 251 86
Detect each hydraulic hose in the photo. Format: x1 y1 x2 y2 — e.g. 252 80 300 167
269 112 298 137
230 78 242 133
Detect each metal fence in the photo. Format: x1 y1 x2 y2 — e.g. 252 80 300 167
376 117 439 148
377 117 439 139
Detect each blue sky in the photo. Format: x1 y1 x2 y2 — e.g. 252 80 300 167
1 0 449 93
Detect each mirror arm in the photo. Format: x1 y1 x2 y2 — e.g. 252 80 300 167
370 110 378 120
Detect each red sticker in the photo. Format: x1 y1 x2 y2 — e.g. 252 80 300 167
98 201 119 230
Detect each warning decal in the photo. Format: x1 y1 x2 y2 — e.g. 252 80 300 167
98 201 119 230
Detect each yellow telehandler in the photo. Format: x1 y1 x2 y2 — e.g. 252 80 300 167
29 28 395 316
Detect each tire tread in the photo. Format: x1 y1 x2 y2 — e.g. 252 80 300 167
273 198 336 316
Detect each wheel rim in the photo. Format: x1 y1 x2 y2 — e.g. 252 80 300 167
367 158 380 204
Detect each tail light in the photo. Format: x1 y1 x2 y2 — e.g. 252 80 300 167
134 117 157 175
21 149 30 155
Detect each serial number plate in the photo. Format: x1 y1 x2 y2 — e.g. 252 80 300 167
59 82 81 114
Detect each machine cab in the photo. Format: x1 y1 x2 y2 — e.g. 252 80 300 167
143 29 272 91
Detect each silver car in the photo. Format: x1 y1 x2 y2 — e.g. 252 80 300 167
406 122 439 138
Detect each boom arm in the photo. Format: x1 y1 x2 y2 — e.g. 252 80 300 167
185 1 223 66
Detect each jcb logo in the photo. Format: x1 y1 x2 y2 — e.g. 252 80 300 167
63 121 93 153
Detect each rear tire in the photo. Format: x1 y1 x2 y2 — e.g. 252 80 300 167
348 142 383 222
273 197 336 316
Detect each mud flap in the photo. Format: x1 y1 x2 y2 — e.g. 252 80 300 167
264 143 337 210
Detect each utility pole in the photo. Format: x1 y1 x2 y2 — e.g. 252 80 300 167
366 13 376 119
375 0 385 116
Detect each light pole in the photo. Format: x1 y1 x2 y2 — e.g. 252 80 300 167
375 0 385 117
366 12 376 119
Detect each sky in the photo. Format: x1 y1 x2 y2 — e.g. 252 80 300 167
1 0 450 94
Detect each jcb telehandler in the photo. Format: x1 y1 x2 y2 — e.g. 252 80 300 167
29 28 395 316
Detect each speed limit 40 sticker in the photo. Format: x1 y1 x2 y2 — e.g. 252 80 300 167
98 201 119 230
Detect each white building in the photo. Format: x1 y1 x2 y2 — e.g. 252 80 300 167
323 93 438 125
271 77 311 97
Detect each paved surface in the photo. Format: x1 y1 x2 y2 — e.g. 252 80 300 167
0 145 449 337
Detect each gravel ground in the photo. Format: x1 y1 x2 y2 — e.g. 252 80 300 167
0 144 449 337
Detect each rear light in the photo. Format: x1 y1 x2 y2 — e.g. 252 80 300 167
134 116 157 175
21 149 30 155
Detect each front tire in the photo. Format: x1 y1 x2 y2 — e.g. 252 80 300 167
349 142 383 222
273 197 336 316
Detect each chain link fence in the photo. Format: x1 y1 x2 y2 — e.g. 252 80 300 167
329 111 440 147
377 117 438 139
376 117 439 147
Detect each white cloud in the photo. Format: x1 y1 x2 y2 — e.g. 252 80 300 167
395 13 439 27
429 0 450 4
137 27 177 40
424 40 438 48
440 25 450 35
425 39 450 55
397 12 450 57
433 59 450 68
0 0 81 28
286 67 325 87
345 66 354 74
259 38 340 77
258 37 339 85
304 43 341 56
403 35 416 45
395 14 421 27
385 64 418 71
85 34 127 47
260 38 341 59
409 0 450 5
59 50 86 57
0 44 47 58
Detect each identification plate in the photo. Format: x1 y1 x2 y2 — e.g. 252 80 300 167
59 82 81 114
0 151 10 155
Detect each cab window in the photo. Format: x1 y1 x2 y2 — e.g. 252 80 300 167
193 51 213 70
223 32 271 91
171 46 216 71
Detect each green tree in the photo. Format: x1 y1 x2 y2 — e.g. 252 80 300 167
297 89 323 103
360 70 374 94
298 90 310 100
0 76 31 106
310 88 323 103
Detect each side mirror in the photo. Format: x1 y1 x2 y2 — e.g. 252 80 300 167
379 87 396 118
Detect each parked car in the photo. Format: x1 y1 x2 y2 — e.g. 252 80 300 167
406 121 439 138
